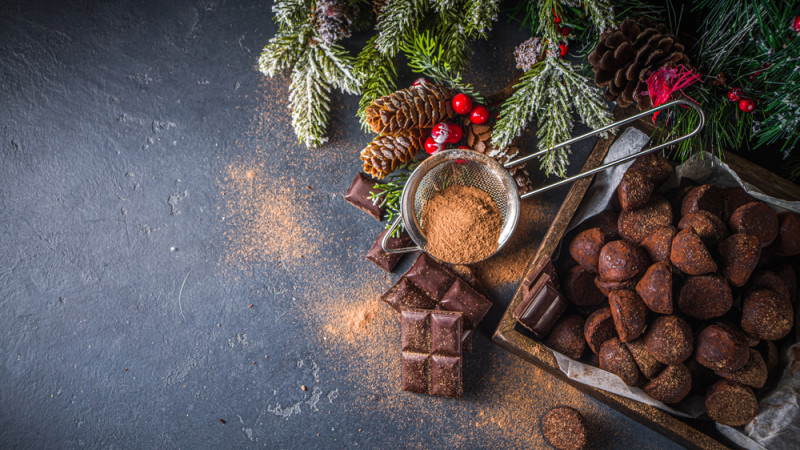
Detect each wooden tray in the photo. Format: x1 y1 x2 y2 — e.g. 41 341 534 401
492 110 800 450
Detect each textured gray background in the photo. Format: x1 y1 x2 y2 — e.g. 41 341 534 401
0 0 689 448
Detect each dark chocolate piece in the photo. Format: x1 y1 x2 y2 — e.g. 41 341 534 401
705 380 759 427
522 256 559 297
400 309 463 398
380 277 437 316
405 253 457 301
440 278 492 329
513 274 567 338
366 229 413 272
345 173 384 220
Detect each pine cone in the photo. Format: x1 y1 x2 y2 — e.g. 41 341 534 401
514 37 544 72
360 129 426 179
313 0 353 45
365 83 457 134
462 118 533 194
588 19 690 109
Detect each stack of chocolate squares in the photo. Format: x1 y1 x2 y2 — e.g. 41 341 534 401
513 256 568 338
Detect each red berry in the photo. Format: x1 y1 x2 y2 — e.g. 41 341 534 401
469 105 490 125
738 98 755 113
727 88 742 102
457 145 470 149
424 137 442 155
431 123 449 144
446 124 463 143
452 94 473 115
559 43 569 58
412 77 429 87
553 8 561 23
560 26 571 37
793 13 800 33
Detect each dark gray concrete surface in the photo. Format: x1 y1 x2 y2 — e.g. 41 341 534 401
0 1 686 448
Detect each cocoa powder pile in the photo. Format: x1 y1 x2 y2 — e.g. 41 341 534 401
420 185 503 264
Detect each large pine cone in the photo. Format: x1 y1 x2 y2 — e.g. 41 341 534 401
313 0 353 45
588 19 689 109
463 118 532 195
360 129 426 179
365 83 457 134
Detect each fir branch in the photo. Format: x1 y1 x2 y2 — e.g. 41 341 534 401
355 37 398 131
374 0 429 57
273 0 315 29
434 9 473 72
536 0 562 51
289 49 332 148
492 61 548 150
554 58 612 131
582 0 615 35
463 0 501 38
314 43 362 95
258 27 310 77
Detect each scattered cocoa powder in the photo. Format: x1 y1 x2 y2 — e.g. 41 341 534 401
421 185 503 264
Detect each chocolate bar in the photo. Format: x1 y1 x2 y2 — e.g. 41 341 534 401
521 256 559 297
345 173 384 220
400 309 463 398
405 253 457 301
440 278 492 329
380 277 437 315
366 229 414 272
513 273 567 338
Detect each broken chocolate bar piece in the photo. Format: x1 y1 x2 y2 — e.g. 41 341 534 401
366 229 414 272
521 256 559 297
440 278 492 329
380 277 437 315
345 173 384 220
400 309 463 398
513 274 567 338
405 253 457 301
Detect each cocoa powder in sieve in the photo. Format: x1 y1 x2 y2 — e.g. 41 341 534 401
420 184 503 264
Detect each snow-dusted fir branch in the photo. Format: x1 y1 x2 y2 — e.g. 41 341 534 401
374 0 429 57
273 0 315 28
492 61 548 150
463 0 500 38
289 51 332 148
355 36 398 131
554 58 612 131
582 0 615 35
258 27 311 77
536 0 562 51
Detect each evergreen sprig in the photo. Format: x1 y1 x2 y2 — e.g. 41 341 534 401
463 0 501 38
374 0 429 57
368 161 420 236
355 36 398 131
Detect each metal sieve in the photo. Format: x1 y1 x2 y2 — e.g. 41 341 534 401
382 99 705 265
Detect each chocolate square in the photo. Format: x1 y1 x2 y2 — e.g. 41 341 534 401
345 173 384 220
380 277 437 315
405 253 457 301
513 274 567 338
366 229 414 272
439 278 493 329
521 256 559 297
400 309 463 398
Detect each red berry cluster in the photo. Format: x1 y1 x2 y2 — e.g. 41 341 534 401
423 93 491 155
726 87 755 113
793 13 800 34
553 7 569 57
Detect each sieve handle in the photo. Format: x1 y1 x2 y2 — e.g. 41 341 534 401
503 99 705 199
380 216 421 254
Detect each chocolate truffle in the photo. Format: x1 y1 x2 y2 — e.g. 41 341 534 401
721 187 756 222
618 196 673 244
705 380 759 427
751 270 791 301
545 315 587 360
608 290 648 342
678 210 728 245
584 307 616 354
644 364 692 404
677 275 733 320
541 406 588 450
629 153 673 185
718 234 761 287
582 210 619 240
599 337 643 386
729 201 779 248
625 339 664 379
565 265 606 307
598 240 648 282
773 211 800 256
569 228 607 272
681 184 723 218
617 170 654 211
670 228 717 276
696 324 750 372
594 276 637 297
640 226 677 264
715 349 768 389
741 289 794 341
643 315 694 365
636 262 673 314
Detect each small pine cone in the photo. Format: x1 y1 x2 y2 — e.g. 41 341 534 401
365 83 457 134
514 37 544 72
462 118 533 194
360 129 426 179
313 0 353 45
588 19 690 109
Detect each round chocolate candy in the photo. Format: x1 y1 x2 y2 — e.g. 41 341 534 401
705 380 759 427
741 289 793 341
598 240 648 282
695 324 750 372
644 364 692 404
541 406 588 450
643 315 693 365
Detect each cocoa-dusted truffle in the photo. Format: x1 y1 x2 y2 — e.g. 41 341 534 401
721 187 755 222
644 364 692 404
681 184 723 218
600 337 643 386
618 196 673 244
718 234 760 287
678 275 732 320
584 307 616 354
775 263 798 301
569 228 607 272
643 315 694 365
598 240 648 281
640 226 677 263
715 349 768 389
544 315 587 360
670 228 717 276
636 262 672 314
705 380 759 427
594 276 636 297
608 290 648 342
541 406 588 450
617 170 654 211
678 210 728 245
773 211 800 256
625 339 664 379
729 201 779 248
741 289 794 341
629 153 673 185
564 265 606 307
751 270 791 301
696 324 750 372
582 210 619 240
